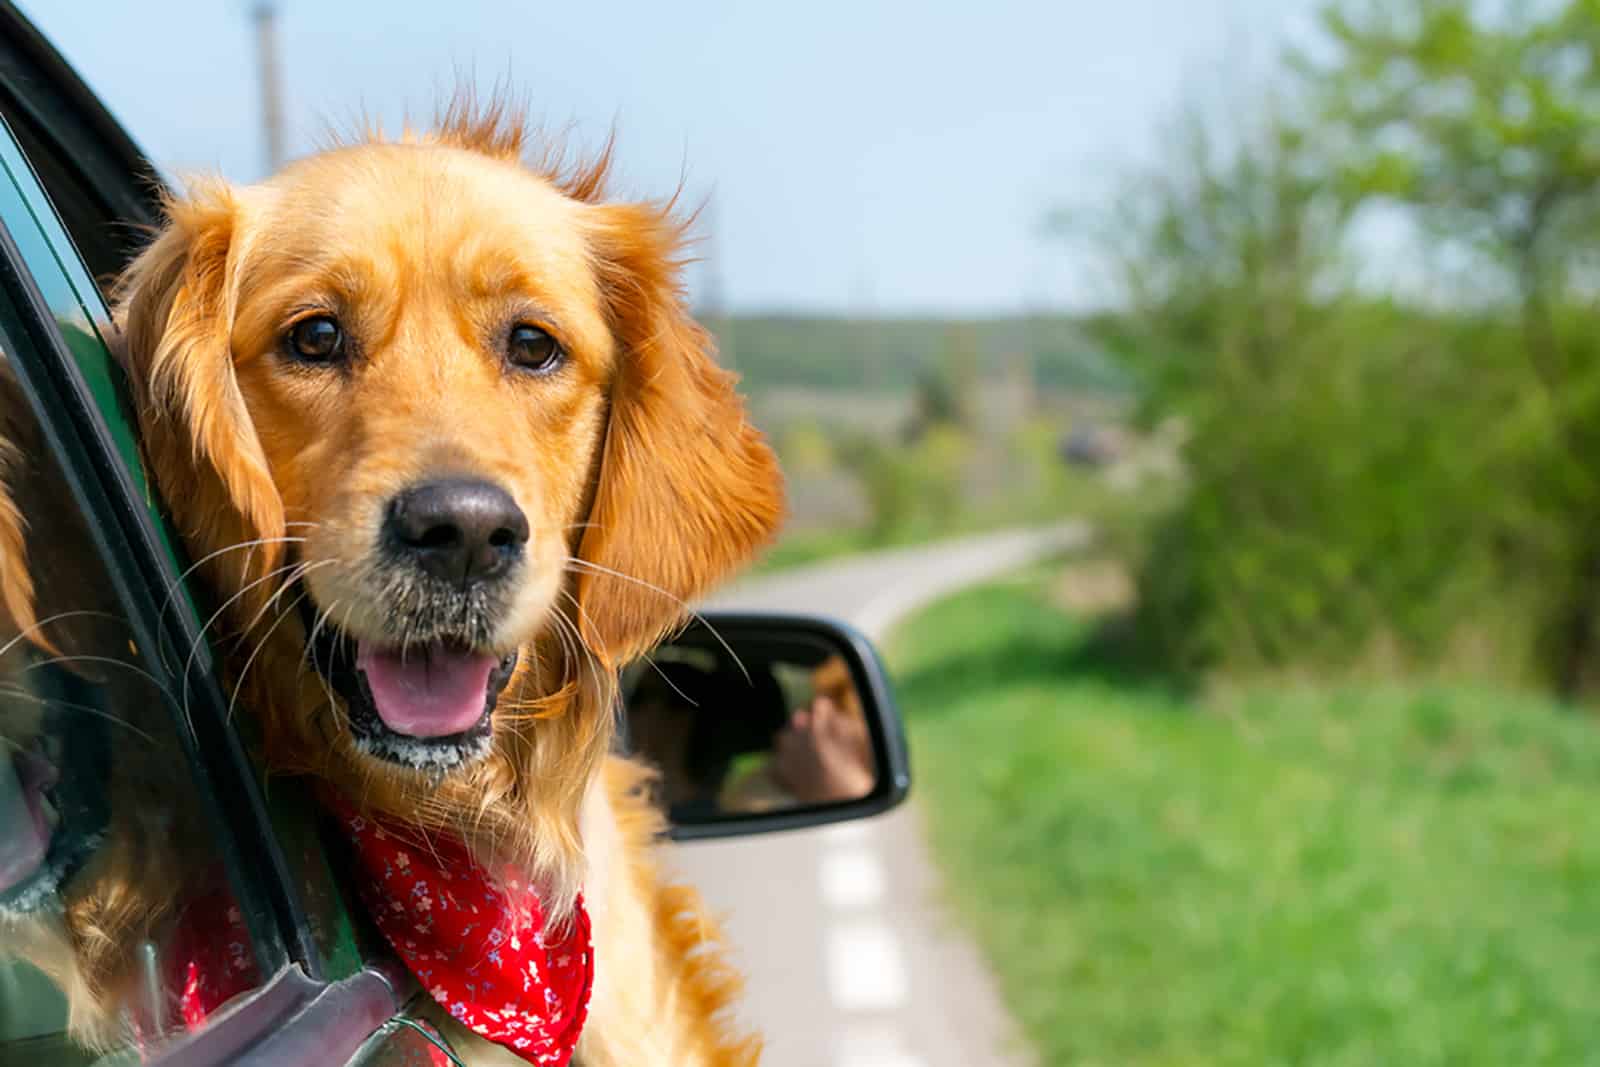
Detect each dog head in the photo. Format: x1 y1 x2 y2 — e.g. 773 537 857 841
113 101 783 891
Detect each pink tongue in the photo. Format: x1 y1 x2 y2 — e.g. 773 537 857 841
356 643 497 738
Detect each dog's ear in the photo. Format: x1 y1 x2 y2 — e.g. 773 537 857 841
574 202 784 665
114 184 286 592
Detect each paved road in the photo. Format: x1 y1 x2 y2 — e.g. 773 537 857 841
672 523 1089 1067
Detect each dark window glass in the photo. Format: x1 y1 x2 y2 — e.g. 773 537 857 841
0 340 269 1061
0 63 371 987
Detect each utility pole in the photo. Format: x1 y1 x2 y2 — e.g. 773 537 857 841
252 2 286 176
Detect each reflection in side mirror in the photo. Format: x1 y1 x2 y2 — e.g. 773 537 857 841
622 613 911 841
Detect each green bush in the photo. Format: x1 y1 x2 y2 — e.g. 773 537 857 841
1133 305 1520 676
1071 0 1600 695
838 426 970 544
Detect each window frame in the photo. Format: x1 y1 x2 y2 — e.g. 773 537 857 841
0 94 309 991
0 4 435 1063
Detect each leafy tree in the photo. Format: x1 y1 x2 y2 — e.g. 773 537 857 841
1063 0 1600 693
1309 0 1600 693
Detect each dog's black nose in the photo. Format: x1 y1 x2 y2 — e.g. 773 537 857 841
384 479 530 585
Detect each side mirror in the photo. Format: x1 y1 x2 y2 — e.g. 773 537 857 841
621 612 911 841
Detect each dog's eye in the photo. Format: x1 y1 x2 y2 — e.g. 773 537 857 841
508 324 565 373
288 316 344 363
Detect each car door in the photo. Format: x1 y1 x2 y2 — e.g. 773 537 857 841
0 4 462 1064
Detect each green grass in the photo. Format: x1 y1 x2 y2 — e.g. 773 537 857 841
888 567 1600 1066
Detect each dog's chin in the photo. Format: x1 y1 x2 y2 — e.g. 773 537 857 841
300 598 518 775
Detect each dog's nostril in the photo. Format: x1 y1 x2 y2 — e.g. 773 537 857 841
413 524 463 551
385 478 530 585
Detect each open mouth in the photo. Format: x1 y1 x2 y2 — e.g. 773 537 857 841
0 694 109 917
301 598 518 772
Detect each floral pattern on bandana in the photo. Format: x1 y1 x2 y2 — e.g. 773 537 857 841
326 793 594 1066
172 895 258 1029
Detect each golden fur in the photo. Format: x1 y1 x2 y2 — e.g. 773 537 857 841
2 96 782 1064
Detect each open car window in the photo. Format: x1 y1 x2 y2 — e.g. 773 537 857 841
0 20 437 1067
0 6 461 1058
0 13 379 988
0 312 271 1060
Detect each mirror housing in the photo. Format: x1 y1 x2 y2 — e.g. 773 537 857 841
622 612 911 841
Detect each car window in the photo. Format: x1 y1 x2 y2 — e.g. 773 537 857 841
0 77 373 990
0 95 140 296
0 335 268 1062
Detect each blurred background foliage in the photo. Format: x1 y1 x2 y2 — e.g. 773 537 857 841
1041 0 1600 699
730 305 1158 573
741 0 1600 704
715 2 1600 1059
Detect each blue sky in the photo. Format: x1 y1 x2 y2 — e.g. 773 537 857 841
24 1 1322 314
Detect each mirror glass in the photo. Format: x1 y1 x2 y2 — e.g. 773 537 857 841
621 625 881 825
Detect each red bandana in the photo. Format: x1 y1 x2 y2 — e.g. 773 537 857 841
143 803 593 1067
125 875 260 1055
326 795 594 1066
168 884 260 1029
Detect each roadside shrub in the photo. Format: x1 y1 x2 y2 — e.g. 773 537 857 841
1072 0 1600 696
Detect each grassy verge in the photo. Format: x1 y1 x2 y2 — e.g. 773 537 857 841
888 564 1600 1066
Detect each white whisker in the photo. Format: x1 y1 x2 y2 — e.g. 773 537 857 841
23 655 179 711
562 556 749 681
157 535 309 628
0 683 157 742
180 560 308 737
304 598 347 716
554 588 607 693
232 559 333 652
0 609 125 664
227 583 318 726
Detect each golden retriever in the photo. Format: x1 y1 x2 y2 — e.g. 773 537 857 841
91 96 782 1064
